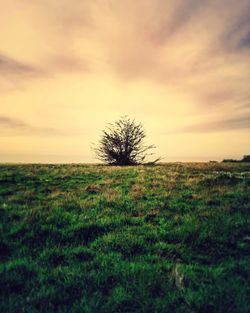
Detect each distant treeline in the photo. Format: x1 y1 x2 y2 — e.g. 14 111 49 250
222 155 250 163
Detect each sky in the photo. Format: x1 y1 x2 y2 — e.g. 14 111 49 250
0 0 249 163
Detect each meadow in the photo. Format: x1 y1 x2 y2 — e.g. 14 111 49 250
0 163 250 313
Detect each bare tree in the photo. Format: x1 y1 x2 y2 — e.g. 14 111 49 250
94 116 157 165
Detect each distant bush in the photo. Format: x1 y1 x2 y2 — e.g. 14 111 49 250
222 159 238 163
241 155 250 162
222 155 250 163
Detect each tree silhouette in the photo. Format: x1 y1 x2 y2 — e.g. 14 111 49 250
94 116 157 165
241 155 250 162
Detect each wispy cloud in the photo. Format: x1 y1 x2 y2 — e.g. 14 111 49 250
0 53 48 92
183 115 250 133
46 55 89 73
0 53 45 78
3 1 249 94
83 0 249 121
0 116 31 129
0 115 75 136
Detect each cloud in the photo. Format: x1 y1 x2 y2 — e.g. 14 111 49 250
91 0 249 118
25 0 93 34
0 115 73 136
221 3 250 51
0 116 29 129
46 55 89 73
146 0 204 45
238 31 250 50
0 53 88 89
3 1 249 87
183 115 250 133
1 2 250 103
0 53 48 92
0 53 45 78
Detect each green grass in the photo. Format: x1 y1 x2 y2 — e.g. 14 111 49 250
0 163 250 313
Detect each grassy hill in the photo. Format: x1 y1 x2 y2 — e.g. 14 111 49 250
1 163 250 313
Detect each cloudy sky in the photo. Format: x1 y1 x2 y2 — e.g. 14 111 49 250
0 0 249 162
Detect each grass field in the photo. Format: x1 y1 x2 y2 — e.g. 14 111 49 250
0 163 250 313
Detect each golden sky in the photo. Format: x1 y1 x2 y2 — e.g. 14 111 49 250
0 0 249 162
